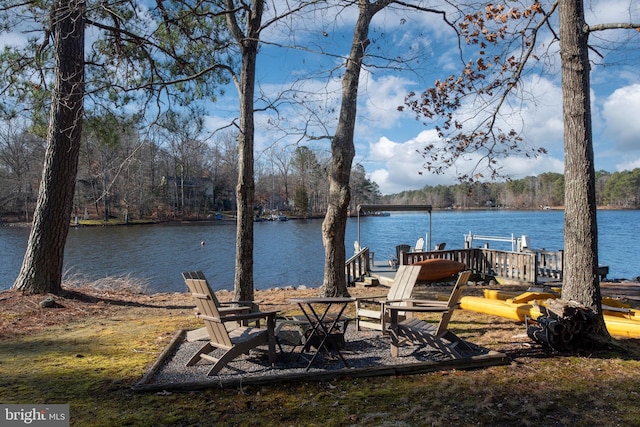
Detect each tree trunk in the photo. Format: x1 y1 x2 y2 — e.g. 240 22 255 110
13 0 85 294
102 165 109 221
558 0 609 339
321 0 390 297
226 0 263 302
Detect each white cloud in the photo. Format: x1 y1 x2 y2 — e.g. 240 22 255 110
360 74 414 129
500 155 564 179
616 157 640 171
368 131 566 195
0 32 28 49
366 131 463 194
360 74 573 195
586 0 640 25
451 76 565 158
515 78 565 160
203 113 236 135
602 84 640 151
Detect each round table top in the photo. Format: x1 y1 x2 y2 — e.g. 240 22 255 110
288 297 356 304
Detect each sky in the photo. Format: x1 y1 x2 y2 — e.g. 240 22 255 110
1 0 639 195
219 0 640 195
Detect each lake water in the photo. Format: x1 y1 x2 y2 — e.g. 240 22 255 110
1 210 638 293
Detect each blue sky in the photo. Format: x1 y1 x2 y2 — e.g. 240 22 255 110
2 1 638 195
205 1 640 194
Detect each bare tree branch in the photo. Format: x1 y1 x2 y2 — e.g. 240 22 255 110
587 22 640 32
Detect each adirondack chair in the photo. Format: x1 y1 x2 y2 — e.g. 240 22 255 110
355 265 421 332
183 273 278 376
434 242 446 251
413 237 425 252
182 271 258 314
182 271 258 342
387 270 471 359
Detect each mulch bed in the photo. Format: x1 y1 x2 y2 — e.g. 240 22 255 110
133 324 509 392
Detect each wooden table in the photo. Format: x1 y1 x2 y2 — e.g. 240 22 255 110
288 297 355 370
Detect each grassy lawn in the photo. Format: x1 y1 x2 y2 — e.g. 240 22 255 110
1 287 639 426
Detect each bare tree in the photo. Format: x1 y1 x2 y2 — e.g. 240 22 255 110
271 145 294 210
321 0 393 297
0 119 44 221
223 0 321 300
223 0 263 301
155 109 207 216
82 114 123 221
291 146 317 195
208 131 239 211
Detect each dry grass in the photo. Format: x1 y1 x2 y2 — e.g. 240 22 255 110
1 280 640 427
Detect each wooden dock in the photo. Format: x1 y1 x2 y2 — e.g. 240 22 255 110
368 261 397 286
349 247 609 288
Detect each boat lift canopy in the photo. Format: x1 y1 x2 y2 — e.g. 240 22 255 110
356 204 433 250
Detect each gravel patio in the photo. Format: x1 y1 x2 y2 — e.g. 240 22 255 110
133 323 509 392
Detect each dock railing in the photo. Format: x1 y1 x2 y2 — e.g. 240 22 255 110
401 248 566 284
403 248 477 268
345 246 370 286
533 249 564 281
478 249 538 283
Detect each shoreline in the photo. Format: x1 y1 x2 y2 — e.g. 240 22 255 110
2 206 639 228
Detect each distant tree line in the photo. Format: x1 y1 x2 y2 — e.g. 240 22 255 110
0 116 381 222
381 170 640 209
2 114 639 222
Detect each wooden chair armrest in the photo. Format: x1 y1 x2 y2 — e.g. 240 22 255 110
194 306 251 316
219 302 258 313
384 299 407 304
402 298 449 306
219 301 253 306
354 294 388 301
219 310 278 323
218 307 251 315
355 298 386 309
385 305 451 314
385 298 449 306
198 314 223 322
